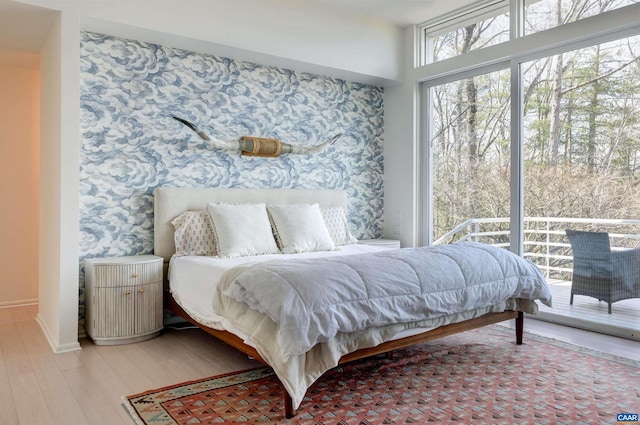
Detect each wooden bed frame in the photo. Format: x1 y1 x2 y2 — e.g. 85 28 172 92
166 295 523 418
154 187 525 419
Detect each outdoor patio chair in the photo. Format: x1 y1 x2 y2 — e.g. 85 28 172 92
565 229 640 314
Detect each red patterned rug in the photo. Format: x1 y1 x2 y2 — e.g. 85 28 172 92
123 326 640 424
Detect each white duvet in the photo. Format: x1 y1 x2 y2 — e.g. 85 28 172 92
169 243 552 410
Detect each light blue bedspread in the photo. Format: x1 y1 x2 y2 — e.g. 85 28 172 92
217 242 552 361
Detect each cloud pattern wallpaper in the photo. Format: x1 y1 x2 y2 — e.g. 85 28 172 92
78 31 384 322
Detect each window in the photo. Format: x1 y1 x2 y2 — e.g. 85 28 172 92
417 0 640 334
420 0 510 64
525 0 640 34
521 34 640 278
523 35 640 176
419 0 639 65
429 69 511 244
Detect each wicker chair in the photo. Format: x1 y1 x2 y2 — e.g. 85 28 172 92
565 229 640 314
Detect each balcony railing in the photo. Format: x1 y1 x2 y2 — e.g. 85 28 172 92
434 217 640 279
434 217 640 340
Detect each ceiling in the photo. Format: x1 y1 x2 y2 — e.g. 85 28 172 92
0 1 58 52
0 0 473 56
309 0 473 26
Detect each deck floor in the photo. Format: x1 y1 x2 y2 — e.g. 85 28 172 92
533 279 640 341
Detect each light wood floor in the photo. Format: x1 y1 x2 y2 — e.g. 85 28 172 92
1 304 639 425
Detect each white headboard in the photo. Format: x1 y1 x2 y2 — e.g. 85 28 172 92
153 187 349 262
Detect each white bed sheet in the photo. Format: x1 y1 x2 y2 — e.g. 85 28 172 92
169 243 393 334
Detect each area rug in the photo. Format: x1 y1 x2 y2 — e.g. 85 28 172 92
123 326 640 424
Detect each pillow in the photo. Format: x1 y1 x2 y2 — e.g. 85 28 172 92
320 206 358 246
171 211 217 256
206 203 279 258
267 204 336 254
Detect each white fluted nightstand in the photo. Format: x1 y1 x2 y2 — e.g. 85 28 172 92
358 239 401 249
84 255 163 345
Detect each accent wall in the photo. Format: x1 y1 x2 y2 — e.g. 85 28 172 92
78 32 385 323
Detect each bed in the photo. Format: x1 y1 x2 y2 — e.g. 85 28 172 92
154 187 552 418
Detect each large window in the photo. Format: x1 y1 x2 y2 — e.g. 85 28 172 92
431 69 511 244
522 35 640 277
419 0 640 335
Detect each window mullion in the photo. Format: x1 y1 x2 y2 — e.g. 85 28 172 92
509 60 524 256
510 0 524 39
421 83 434 247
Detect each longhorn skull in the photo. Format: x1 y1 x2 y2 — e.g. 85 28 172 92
173 116 342 158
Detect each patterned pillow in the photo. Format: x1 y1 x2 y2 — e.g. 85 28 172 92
321 206 358 246
171 211 217 256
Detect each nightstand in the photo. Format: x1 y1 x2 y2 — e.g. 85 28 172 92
84 255 163 345
358 239 401 249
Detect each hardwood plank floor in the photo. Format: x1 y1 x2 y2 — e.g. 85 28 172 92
15 319 89 425
0 305 638 425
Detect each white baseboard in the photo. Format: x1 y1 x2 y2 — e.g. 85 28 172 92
35 314 82 354
0 298 38 309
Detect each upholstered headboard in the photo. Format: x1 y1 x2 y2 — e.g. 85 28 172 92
153 187 349 262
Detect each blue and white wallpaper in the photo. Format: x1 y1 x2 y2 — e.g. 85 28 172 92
78 32 384 321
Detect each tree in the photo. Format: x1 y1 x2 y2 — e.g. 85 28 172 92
429 0 640 243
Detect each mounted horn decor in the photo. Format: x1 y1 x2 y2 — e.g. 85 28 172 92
173 116 342 158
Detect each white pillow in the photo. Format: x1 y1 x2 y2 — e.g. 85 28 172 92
320 206 358 246
267 204 336 254
206 203 279 258
171 211 217 256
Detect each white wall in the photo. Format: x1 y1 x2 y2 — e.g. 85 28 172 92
0 55 40 307
37 13 63 351
82 1 402 85
383 27 420 248
36 10 81 354
18 0 403 85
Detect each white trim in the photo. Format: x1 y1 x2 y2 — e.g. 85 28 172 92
36 313 82 354
420 60 510 90
0 299 38 308
509 59 523 256
510 0 524 40
411 81 422 249
420 82 432 247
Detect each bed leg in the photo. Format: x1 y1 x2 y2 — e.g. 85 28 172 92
515 311 524 345
284 389 295 418
386 350 394 360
